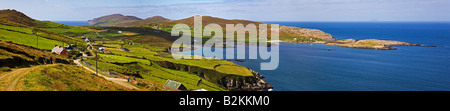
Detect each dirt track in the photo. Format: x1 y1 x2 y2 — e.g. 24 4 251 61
0 65 47 91
0 63 139 91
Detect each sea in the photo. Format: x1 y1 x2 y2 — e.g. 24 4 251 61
58 21 450 91
53 21 90 26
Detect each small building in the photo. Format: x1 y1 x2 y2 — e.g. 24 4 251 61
164 80 187 91
120 48 130 52
84 38 90 42
128 42 134 45
98 47 105 51
65 44 76 51
52 45 69 56
118 31 122 33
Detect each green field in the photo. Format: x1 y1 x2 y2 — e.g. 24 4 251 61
99 53 150 64
41 27 90 37
84 32 125 37
21 64 129 91
103 42 253 76
82 58 226 91
0 24 33 33
0 28 64 50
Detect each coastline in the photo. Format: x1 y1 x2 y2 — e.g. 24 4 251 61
279 39 433 50
173 48 273 91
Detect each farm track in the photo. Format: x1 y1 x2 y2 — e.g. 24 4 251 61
0 65 51 91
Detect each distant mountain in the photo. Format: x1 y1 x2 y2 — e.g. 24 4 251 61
88 14 337 41
165 16 336 41
165 16 264 27
114 16 171 27
87 14 142 27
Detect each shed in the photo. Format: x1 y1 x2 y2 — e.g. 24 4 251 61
164 80 187 91
65 44 75 51
84 38 90 42
120 48 130 52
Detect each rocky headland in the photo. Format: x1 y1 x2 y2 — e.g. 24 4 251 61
279 26 433 50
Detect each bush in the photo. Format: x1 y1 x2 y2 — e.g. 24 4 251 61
0 67 11 72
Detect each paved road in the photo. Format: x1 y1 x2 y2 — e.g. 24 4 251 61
74 59 139 90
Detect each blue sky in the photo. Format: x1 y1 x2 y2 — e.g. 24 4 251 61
1 0 449 21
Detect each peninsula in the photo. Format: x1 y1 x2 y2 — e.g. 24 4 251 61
88 14 430 50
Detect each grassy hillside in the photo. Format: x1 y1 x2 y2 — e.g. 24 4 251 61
82 58 226 91
0 10 265 90
41 27 90 37
114 16 171 27
0 24 64 50
0 21 82 47
0 40 70 71
87 14 142 27
0 9 47 27
100 42 251 76
0 64 129 91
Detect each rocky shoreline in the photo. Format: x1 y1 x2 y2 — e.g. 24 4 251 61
278 25 436 50
283 39 434 50
326 39 425 50
225 69 273 91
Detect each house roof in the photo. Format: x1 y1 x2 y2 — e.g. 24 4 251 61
52 47 66 53
164 80 187 90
